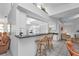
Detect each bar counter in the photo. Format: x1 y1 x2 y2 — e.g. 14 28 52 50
10 32 58 56
15 33 58 39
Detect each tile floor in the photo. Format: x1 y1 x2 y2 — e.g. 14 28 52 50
47 40 79 56
46 40 68 56
0 50 12 56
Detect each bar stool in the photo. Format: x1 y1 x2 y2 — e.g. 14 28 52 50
45 35 53 50
40 41 47 56
35 36 47 56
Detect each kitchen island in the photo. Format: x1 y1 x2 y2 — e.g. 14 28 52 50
10 33 58 56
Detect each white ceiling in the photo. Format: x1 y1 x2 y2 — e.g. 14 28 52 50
42 3 79 24
0 3 11 18
1 3 79 25
43 3 79 15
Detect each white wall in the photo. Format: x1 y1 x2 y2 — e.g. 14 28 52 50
10 35 18 56
10 8 27 35
15 9 27 35
63 23 75 37
8 4 17 24
39 24 48 34
18 36 37 56
9 4 28 56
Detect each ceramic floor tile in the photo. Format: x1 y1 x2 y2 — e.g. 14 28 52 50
0 50 12 56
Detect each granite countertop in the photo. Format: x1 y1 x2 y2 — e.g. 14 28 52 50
15 33 58 39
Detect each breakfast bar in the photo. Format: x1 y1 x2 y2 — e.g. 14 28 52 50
10 33 58 56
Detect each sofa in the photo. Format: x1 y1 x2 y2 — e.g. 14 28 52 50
0 32 10 54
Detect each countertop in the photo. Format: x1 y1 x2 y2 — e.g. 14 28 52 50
15 33 58 39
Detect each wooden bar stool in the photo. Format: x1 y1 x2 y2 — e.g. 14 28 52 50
35 40 41 56
35 36 47 56
45 35 53 50
40 41 47 56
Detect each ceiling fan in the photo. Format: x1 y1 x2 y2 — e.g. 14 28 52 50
33 3 48 14
41 6 48 14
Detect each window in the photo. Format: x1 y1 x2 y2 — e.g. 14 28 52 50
0 24 4 32
0 24 10 33
7 24 10 33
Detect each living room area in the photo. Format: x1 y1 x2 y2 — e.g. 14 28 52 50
0 3 79 56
